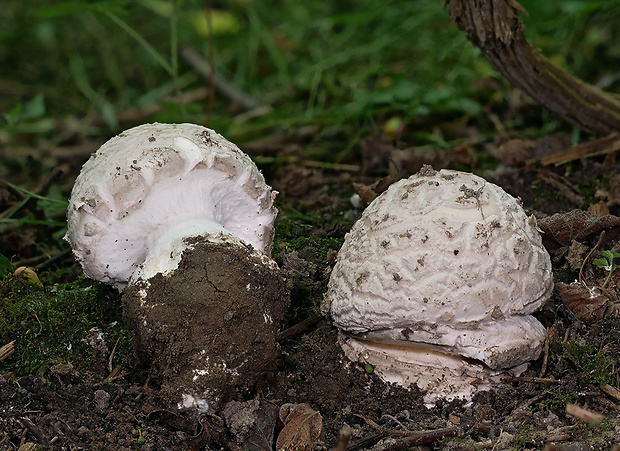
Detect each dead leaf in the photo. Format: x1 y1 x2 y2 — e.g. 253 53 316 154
360 133 396 174
222 399 279 451
537 210 620 251
352 176 395 208
555 282 615 323
493 138 533 166
588 201 610 217
388 148 448 177
565 240 588 271
276 403 322 451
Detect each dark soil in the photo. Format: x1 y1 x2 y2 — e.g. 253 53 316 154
1 153 620 450
122 240 290 415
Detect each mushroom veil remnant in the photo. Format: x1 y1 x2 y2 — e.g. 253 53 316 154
323 165 553 407
65 123 289 412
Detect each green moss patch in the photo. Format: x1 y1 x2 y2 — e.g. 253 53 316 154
0 274 129 378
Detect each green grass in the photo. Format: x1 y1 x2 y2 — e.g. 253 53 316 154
3 0 618 152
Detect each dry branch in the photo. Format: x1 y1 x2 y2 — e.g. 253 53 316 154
448 0 620 136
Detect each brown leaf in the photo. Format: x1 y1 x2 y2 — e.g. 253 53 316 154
240 400 279 451
537 210 620 251
555 282 616 323
493 138 533 166
352 176 396 208
388 148 449 177
588 201 610 217
276 403 322 451
360 133 396 174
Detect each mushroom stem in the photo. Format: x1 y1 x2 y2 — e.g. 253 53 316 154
131 218 233 284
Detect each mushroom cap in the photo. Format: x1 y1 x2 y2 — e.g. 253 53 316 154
65 123 277 290
323 167 552 371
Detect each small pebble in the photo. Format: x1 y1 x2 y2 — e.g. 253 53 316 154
94 389 111 410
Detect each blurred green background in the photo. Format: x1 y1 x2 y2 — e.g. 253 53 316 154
1 0 618 150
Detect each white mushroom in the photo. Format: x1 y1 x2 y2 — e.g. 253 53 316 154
323 165 553 407
65 123 289 412
65 122 277 291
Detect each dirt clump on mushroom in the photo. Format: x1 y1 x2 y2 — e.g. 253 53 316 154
122 239 289 413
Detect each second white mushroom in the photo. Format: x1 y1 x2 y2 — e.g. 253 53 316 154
323 165 553 407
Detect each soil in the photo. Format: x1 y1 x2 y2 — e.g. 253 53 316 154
2 148 620 450
122 239 290 415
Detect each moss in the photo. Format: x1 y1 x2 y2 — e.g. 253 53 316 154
0 273 129 377
540 389 579 413
513 423 541 449
273 215 346 260
576 175 609 208
273 216 346 327
563 340 613 385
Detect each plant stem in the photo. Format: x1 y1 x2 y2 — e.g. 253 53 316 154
105 11 174 76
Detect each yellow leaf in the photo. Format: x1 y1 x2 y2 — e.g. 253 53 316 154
191 9 241 37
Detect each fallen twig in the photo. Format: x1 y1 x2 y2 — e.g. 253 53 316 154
0 341 15 362
20 416 50 445
181 46 268 112
108 337 121 373
277 312 323 343
566 403 605 426
95 366 132 386
369 426 463 451
528 133 620 166
507 376 559 384
600 383 620 402
539 327 550 378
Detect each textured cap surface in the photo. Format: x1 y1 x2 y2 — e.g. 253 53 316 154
324 167 552 371
325 168 552 330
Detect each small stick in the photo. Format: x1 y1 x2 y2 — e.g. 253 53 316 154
370 426 463 451
600 384 620 402
277 312 323 343
529 132 620 166
95 366 132 386
539 327 550 378
566 403 604 426
20 417 50 445
579 231 605 287
507 376 559 384
108 337 121 373
0 341 15 362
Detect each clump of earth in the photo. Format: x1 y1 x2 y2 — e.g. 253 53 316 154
122 240 289 414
